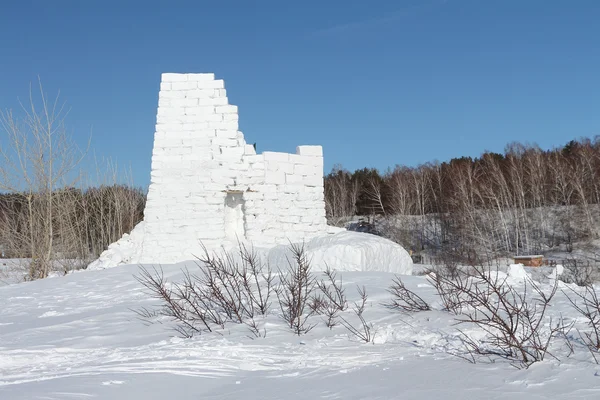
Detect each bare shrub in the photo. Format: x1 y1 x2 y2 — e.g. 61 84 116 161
425 251 484 315
426 269 468 315
446 267 568 368
559 260 599 287
134 266 219 338
197 242 274 321
245 317 267 339
316 266 348 311
311 265 348 329
431 249 463 280
276 242 317 335
564 285 600 363
340 286 374 343
134 243 274 338
384 275 430 312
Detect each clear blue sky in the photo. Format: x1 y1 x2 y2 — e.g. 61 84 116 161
1 0 599 189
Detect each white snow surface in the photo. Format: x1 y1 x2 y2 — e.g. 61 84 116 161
1 261 600 399
87 227 413 276
506 263 530 284
267 231 413 275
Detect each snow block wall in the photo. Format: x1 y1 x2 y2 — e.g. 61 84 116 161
139 73 328 263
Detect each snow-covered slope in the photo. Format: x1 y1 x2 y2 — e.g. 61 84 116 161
1 261 600 399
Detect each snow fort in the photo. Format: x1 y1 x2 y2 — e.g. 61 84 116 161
88 73 412 276
138 73 329 263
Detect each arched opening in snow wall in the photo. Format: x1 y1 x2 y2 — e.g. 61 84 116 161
224 191 246 241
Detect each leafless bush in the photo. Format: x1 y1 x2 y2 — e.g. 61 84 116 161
446 267 568 368
340 286 374 343
311 265 348 329
384 276 430 312
197 242 274 321
316 266 348 311
134 242 274 337
425 251 485 315
276 243 317 335
245 316 267 339
426 269 468 314
134 266 219 338
431 250 463 280
564 285 600 363
559 260 599 287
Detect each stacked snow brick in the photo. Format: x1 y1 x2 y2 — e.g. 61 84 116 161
139 73 328 264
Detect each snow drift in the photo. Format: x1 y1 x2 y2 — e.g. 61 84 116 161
87 225 412 275
87 222 146 270
267 231 413 275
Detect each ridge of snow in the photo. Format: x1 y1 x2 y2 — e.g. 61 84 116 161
87 225 413 275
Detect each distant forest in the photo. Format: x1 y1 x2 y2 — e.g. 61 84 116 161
324 137 600 261
0 185 145 277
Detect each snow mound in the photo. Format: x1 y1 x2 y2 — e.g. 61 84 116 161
267 231 413 275
86 224 410 276
87 222 146 270
507 263 528 280
547 264 564 281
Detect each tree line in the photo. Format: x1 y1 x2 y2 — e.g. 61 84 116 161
324 137 600 261
0 185 145 276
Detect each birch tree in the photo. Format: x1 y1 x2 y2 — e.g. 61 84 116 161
0 79 88 279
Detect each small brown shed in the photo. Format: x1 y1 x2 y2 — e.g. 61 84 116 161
513 255 544 267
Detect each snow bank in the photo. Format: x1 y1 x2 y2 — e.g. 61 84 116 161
267 231 413 275
84 209 412 275
507 263 528 280
87 222 146 270
548 264 564 280
476 264 531 286
87 226 412 276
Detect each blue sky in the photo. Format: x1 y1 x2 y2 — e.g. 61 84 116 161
1 0 599 188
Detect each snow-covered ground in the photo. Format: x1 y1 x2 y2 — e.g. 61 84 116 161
0 259 29 286
2 258 600 399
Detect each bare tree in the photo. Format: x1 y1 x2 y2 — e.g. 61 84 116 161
365 175 386 216
0 79 88 279
324 164 358 226
386 165 415 216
